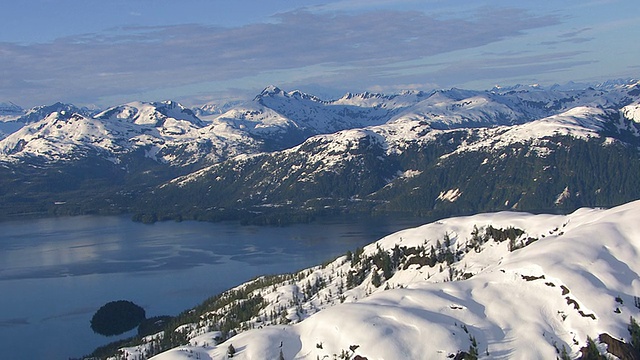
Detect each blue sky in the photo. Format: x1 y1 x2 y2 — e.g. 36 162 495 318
1 0 638 108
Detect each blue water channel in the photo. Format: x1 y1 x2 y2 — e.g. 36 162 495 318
0 214 425 359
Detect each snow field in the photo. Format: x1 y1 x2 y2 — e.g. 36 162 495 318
133 201 640 359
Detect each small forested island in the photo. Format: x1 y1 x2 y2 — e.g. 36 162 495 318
90 300 146 337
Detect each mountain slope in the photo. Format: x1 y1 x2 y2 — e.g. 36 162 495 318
108 200 640 360
206 86 427 151
0 101 264 166
147 86 640 224
0 87 425 165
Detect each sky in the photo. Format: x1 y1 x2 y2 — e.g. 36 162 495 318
1 0 639 109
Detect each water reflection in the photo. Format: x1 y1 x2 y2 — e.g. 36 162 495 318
0 318 30 327
0 214 426 360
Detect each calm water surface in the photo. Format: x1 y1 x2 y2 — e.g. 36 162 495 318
0 215 425 360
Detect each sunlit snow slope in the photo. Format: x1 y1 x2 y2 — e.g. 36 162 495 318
122 200 640 360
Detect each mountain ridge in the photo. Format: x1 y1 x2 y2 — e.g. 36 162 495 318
94 199 640 360
1 80 638 163
144 81 640 224
0 80 639 223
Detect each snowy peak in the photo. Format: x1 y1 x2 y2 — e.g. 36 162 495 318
96 100 203 127
0 109 117 162
596 77 640 90
195 100 246 119
333 90 427 108
254 86 326 107
254 85 326 102
430 87 484 101
388 91 524 130
0 99 263 166
336 91 386 102
0 111 110 161
247 86 433 137
1 80 639 171
18 102 89 124
256 85 286 98
493 83 544 91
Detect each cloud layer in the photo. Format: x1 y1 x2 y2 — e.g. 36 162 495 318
0 8 569 107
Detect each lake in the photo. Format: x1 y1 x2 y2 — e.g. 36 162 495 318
0 214 426 359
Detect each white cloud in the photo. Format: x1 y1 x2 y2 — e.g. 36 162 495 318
0 8 567 107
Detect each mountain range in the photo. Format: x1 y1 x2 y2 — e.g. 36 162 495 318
1 80 639 223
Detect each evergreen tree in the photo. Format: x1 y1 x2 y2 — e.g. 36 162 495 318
346 272 355 289
351 247 364 267
444 232 451 248
629 316 640 353
582 336 605 360
371 271 382 288
465 335 478 360
381 252 393 280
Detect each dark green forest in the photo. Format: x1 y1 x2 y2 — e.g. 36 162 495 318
1 133 639 226
133 135 640 224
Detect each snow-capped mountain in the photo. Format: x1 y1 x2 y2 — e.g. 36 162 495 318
0 102 85 140
1 81 638 166
95 100 204 127
17 102 91 125
0 87 426 164
195 100 246 119
145 81 640 224
204 86 428 151
104 199 640 360
253 85 425 132
0 100 262 166
1 80 639 222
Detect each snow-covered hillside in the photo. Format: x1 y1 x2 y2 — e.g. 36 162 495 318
114 200 640 360
0 87 427 165
1 81 638 168
0 101 263 166
623 102 640 124
442 106 619 158
164 85 640 218
203 86 426 149
169 80 640 189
